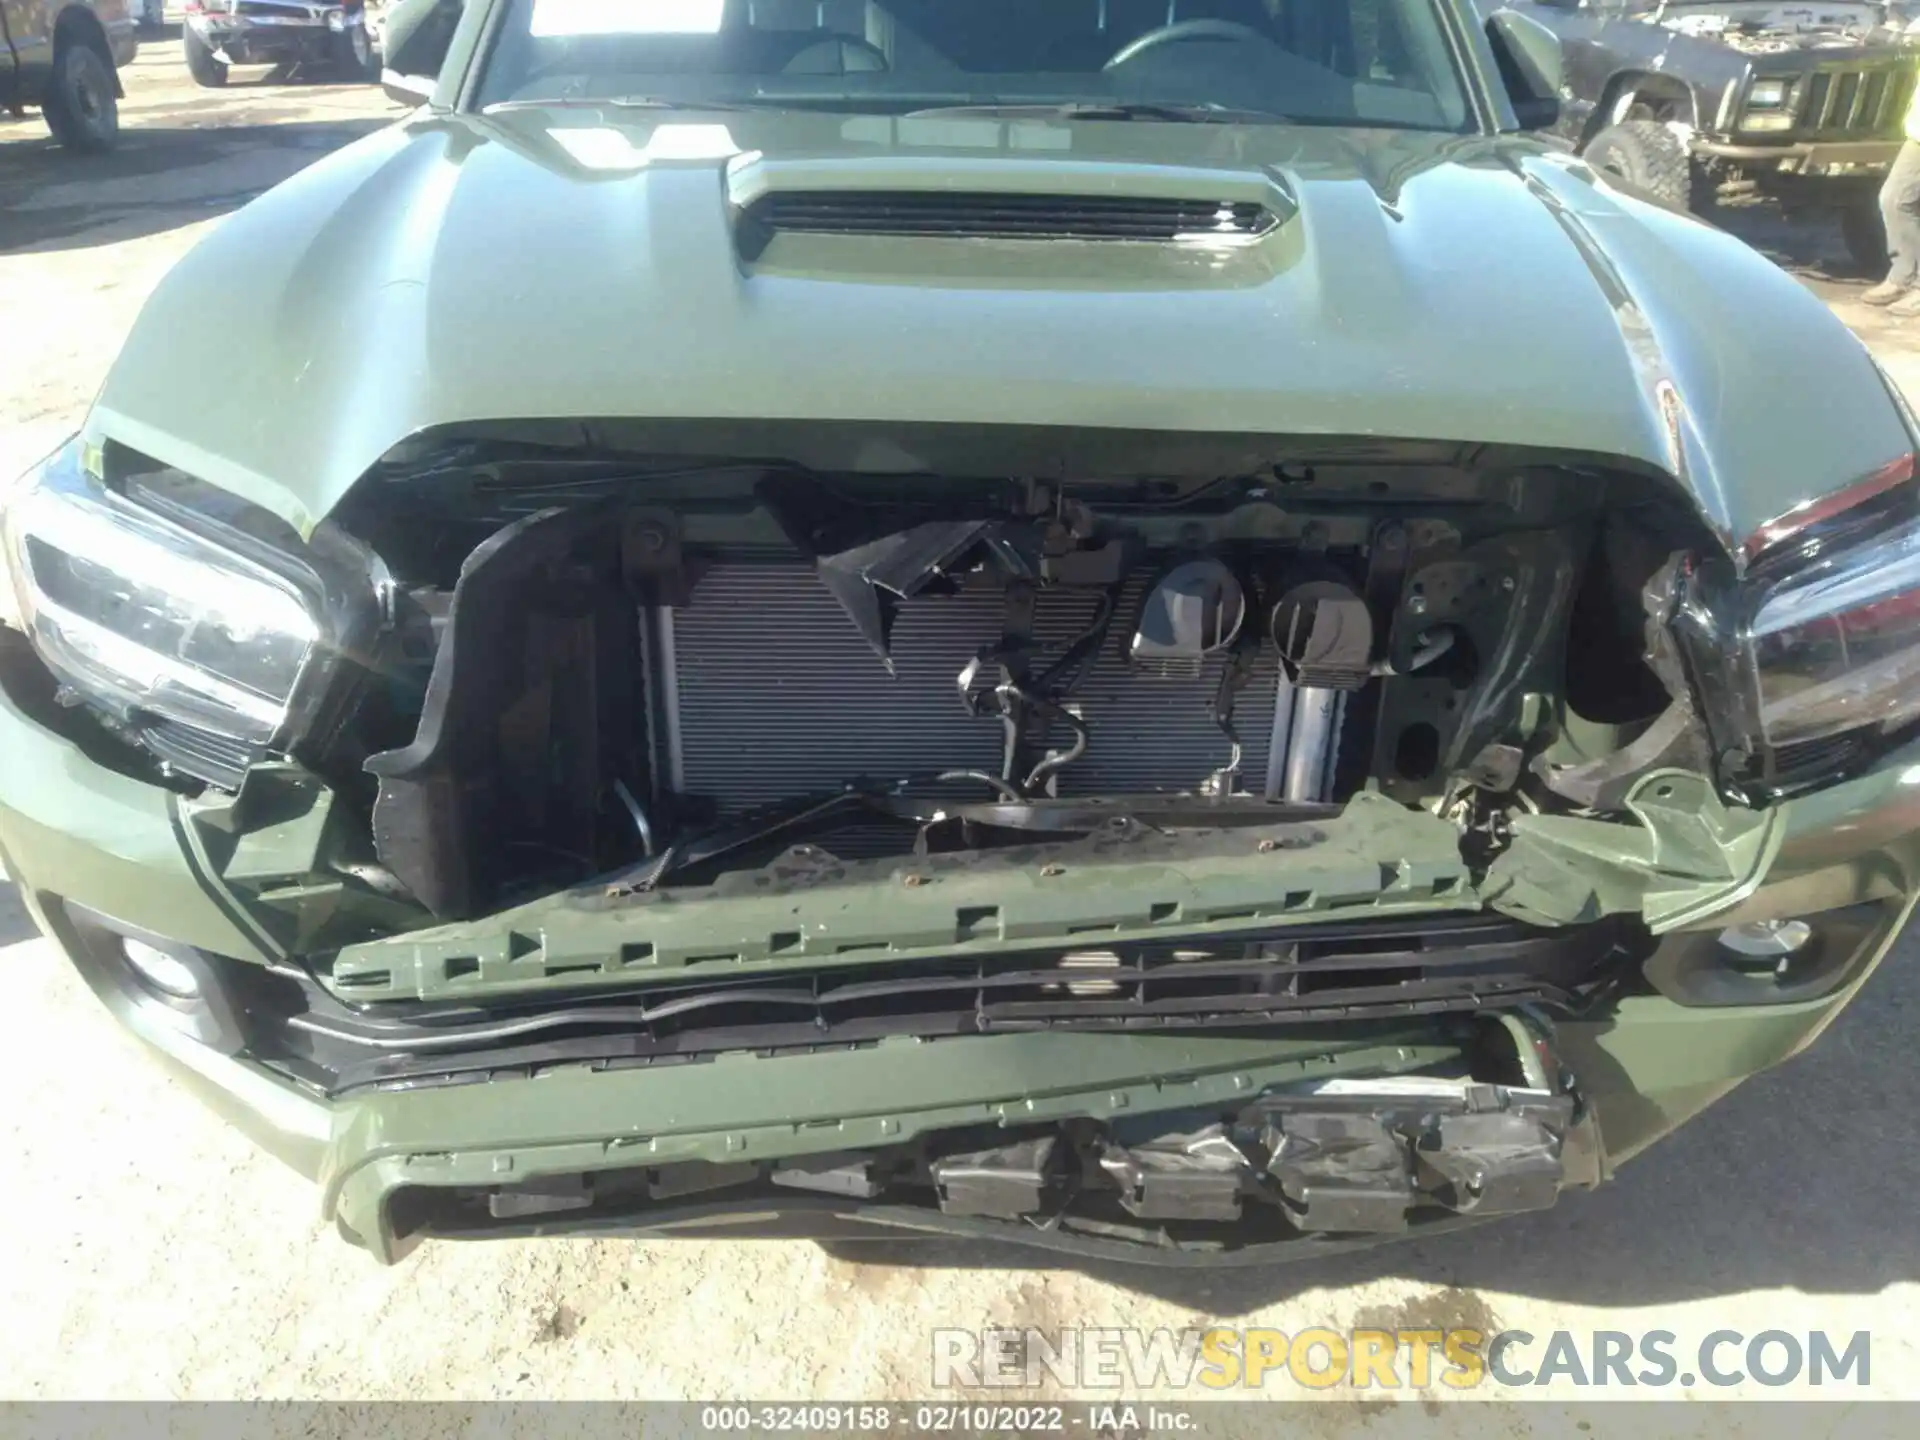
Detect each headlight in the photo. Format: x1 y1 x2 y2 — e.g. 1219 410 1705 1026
1738 78 1798 131
1673 454 1920 791
0 463 33 634
1 438 331 756
1674 456 1920 794
1748 508 1920 747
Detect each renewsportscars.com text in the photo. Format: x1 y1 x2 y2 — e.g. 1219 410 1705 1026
931 1327 1872 1391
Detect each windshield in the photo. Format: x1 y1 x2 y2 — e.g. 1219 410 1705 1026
475 0 1475 132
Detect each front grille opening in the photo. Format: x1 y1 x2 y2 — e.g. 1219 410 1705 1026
739 191 1281 255
1799 66 1912 136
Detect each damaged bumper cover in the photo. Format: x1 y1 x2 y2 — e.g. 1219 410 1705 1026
927 1077 1601 1236
453 1075 1606 1265
2 655 1917 1262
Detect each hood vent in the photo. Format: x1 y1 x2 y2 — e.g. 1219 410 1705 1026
740 190 1280 252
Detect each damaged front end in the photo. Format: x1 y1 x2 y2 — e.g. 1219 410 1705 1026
439 1072 1607 1261
6 425 1918 1259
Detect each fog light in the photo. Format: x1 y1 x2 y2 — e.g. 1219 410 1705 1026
1717 918 1813 972
326 8 345 28
122 938 201 999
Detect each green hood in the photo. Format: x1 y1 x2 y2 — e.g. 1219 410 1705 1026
88 108 1908 549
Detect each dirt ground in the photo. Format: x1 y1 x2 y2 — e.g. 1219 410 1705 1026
4 35 1920 1418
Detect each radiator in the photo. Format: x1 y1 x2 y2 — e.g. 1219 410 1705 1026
666 561 1285 816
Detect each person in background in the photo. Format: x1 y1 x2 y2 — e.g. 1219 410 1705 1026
1865 70 1920 315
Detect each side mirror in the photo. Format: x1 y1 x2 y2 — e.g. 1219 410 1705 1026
379 0 462 106
382 68 435 107
1486 9 1565 130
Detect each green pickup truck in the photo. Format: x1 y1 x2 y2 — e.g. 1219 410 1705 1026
9 0 1920 1268
1 0 136 151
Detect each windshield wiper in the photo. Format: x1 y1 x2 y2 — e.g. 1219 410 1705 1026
903 100 1295 125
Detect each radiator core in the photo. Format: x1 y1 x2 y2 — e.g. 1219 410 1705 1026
667 560 1285 816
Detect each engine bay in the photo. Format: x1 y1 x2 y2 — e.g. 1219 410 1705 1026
1654 0 1917 51
278 437 1713 923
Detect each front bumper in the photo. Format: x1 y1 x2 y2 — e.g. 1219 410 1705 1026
188 15 340 65
3 643 1916 1262
1692 135 1901 178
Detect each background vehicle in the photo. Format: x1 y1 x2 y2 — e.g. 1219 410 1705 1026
0 0 136 152
1487 0 1920 266
180 0 377 85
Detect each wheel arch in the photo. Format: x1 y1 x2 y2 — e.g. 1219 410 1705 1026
52 4 125 98
1581 70 1699 148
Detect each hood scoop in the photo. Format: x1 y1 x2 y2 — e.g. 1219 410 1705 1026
737 190 1281 256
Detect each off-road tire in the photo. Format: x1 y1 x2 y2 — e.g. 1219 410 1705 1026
1842 201 1890 274
184 26 229 87
41 41 118 153
1583 119 1692 211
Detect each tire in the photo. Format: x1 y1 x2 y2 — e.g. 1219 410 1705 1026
334 22 378 81
1583 119 1693 211
1842 200 1889 274
183 26 228 87
41 41 118 153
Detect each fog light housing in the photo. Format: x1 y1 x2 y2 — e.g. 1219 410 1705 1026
1645 902 1890 1007
59 903 252 1054
121 937 203 999
1717 917 1813 972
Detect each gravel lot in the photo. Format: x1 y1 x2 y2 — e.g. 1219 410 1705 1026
4 34 1920 1420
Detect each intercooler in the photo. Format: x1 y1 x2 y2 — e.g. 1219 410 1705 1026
664 561 1287 817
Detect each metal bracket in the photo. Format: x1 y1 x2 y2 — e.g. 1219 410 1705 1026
932 1136 1060 1219
1098 1125 1251 1221
1486 768 1784 931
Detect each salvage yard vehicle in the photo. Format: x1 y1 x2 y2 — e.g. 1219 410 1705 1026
181 0 378 84
1493 0 1920 265
7 0 1920 1266
0 0 136 152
